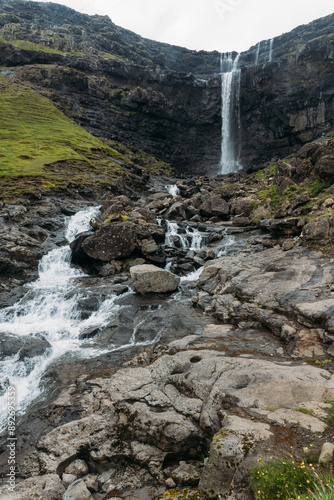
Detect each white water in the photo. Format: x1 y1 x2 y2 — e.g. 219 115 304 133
166 184 180 196
0 207 171 431
164 220 205 251
255 38 274 65
255 41 261 66
216 229 236 257
269 38 274 63
219 52 242 175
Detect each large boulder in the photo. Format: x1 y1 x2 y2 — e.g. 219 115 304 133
130 264 180 294
81 222 138 262
199 195 230 220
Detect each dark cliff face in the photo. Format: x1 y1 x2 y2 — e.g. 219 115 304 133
0 0 334 174
239 16 334 169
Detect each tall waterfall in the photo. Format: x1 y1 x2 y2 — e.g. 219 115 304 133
219 52 242 175
268 38 274 62
255 38 274 65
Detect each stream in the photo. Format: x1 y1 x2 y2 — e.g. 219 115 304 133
0 204 283 432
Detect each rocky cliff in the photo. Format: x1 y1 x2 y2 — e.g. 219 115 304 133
0 0 334 174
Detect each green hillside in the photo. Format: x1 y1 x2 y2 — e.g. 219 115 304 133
0 75 169 199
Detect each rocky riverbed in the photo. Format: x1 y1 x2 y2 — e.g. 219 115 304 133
1 146 334 499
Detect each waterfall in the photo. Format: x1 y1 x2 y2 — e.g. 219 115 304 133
164 220 205 250
166 184 180 196
255 41 261 66
255 38 275 65
269 38 274 62
219 52 242 175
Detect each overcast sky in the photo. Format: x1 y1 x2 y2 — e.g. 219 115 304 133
35 0 334 53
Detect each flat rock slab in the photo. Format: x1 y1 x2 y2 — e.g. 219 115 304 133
130 264 180 294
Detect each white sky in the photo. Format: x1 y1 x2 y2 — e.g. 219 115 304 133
34 0 334 53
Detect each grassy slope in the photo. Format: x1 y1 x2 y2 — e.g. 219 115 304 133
0 75 170 199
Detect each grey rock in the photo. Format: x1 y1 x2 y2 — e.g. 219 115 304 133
130 264 180 294
64 479 93 500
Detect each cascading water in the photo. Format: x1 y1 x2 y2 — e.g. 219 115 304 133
268 38 274 62
0 207 164 431
254 38 274 65
219 52 242 175
164 220 205 251
166 184 180 196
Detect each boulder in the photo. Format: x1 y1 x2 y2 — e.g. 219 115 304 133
270 217 301 237
200 196 230 220
314 155 334 183
130 264 180 294
82 222 138 261
302 218 330 243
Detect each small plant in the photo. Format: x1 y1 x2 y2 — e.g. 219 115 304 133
250 458 320 500
325 400 334 424
295 408 315 416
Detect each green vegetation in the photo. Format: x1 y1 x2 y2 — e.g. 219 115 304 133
325 400 334 424
250 458 334 500
307 180 332 197
0 36 85 56
0 36 63 54
0 75 171 199
295 408 314 416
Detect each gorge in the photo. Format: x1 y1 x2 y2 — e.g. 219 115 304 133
1 1 334 499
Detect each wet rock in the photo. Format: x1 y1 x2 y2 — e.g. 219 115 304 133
130 264 180 294
82 222 138 261
0 333 51 360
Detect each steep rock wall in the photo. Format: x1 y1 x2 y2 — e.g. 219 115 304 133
0 0 334 174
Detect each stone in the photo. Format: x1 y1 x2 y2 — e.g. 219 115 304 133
314 155 334 183
84 475 99 492
165 477 176 488
62 473 77 489
130 264 180 294
140 238 159 255
171 463 201 486
302 218 330 243
318 442 334 465
282 239 295 251
81 222 138 261
64 459 89 478
200 195 230 220
64 479 93 500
